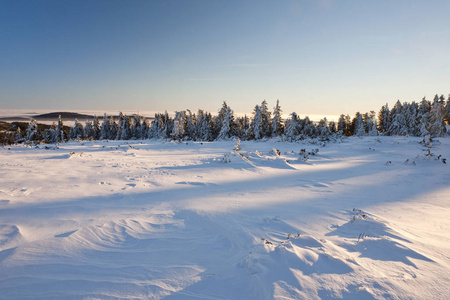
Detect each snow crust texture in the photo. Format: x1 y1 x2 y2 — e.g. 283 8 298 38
0 137 449 299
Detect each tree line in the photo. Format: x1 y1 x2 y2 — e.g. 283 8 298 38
16 94 450 144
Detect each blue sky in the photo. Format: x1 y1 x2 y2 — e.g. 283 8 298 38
1 0 449 116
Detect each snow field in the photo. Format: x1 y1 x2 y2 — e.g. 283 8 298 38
0 136 449 299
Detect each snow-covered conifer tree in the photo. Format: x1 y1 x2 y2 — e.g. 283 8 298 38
301 116 315 137
370 119 378 136
53 115 65 143
140 118 149 139
377 104 391 134
185 110 196 140
417 97 431 136
148 114 161 139
260 100 271 137
161 111 173 139
429 98 446 137
271 99 283 137
242 115 251 140
195 110 205 140
110 116 118 139
352 113 365 136
120 115 132 140
69 119 84 140
318 118 330 137
284 112 300 140
132 115 142 139
100 114 111 140
217 107 234 140
328 120 337 134
172 111 187 140
25 119 39 142
201 112 213 141
406 102 419 136
445 94 450 125
213 102 229 139
43 123 57 143
92 115 100 140
251 105 262 140
388 101 408 136
15 127 23 143
115 112 124 140
83 120 95 140
337 114 350 136
235 115 250 140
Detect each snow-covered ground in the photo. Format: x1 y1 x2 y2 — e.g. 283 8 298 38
0 137 449 299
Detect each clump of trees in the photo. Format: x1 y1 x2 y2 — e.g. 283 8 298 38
12 94 450 145
336 94 449 137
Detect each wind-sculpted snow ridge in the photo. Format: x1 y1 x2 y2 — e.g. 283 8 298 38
0 136 449 299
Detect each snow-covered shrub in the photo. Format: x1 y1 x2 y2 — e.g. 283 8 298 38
270 148 280 156
234 138 241 151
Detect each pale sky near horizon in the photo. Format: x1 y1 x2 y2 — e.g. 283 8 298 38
1 0 449 117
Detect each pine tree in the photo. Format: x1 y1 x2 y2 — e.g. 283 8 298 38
25 119 39 142
140 118 149 139
439 94 446 105
172 111 187 140
43 123 57 144
202 112 213 141
195 110 211 141
212 102 229 139
429 97 446 137
362 112 371 134
194 110 203 141
301 116 315 137
433 94 440 105
83 120 95 140
235 116 244 139
271 99 283 137
370 119 378 136
388 100 408 136
115 112 124 140
318 118 330 138
92 115 100 140
148 114 161 139
284 112 300 141
352 112 365 136
260 100 271 137
377 103 391 134
15 127 23 143
163 111 173 139
417 97 431 136
328 120 337 134
185 110 196 140
100 114 111 140
251 105 262 140
133 115 142 139
120 115 132 140
406 102 419 136
217 107 234 140
55 115 65 143
70 119 84 140
110 116 118 139
445 94 450 125
337 114 350 136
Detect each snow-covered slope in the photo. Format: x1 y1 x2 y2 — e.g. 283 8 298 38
0 137 449 299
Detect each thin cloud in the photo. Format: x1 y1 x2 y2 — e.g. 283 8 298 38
186 78 226 81
229 63 273 68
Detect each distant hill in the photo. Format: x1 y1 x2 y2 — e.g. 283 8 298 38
33 112 95 120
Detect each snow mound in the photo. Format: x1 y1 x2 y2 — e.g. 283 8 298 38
0 224 23 252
